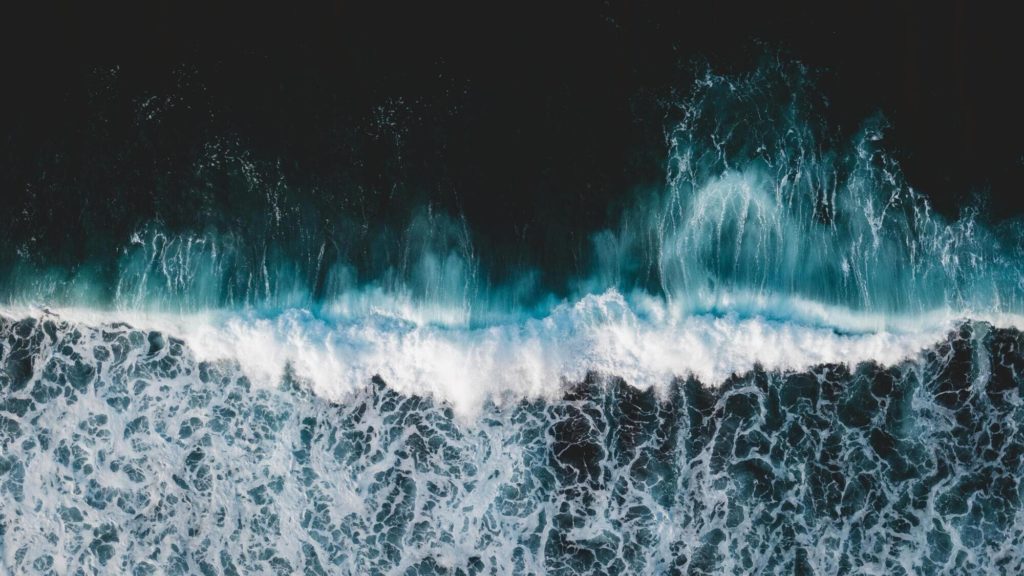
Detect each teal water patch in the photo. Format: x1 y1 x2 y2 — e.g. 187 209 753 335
3 61 1023 329
589 61 1024 319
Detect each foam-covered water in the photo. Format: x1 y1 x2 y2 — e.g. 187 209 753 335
2 314 1023 574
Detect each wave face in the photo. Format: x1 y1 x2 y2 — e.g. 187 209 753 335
2 316 1023 574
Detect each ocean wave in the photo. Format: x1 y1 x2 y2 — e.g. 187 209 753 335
5 289 1009 416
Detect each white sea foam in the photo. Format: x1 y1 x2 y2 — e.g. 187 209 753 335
6 289 1009 416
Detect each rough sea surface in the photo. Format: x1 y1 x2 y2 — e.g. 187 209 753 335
2 315 1022 575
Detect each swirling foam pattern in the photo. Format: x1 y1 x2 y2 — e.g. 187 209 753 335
2 314 1022 574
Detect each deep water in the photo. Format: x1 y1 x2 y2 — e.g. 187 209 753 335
2 315 1023 574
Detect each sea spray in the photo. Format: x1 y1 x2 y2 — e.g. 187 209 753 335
2 314 1022 573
